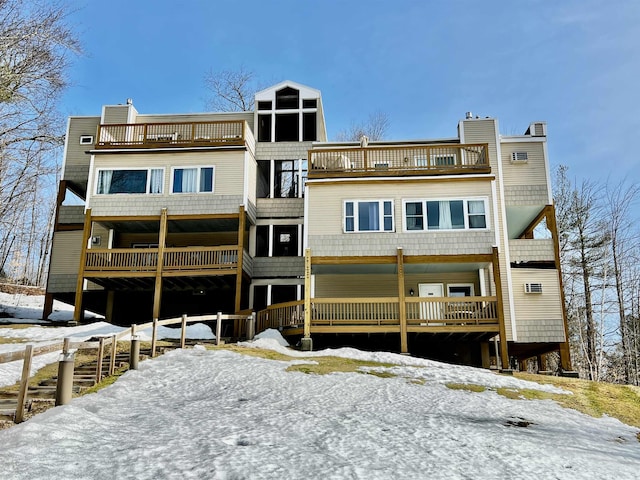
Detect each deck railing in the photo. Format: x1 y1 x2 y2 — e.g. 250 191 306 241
256 296 499 332
95 121 246 149
85 246 239 274
309 143 489 177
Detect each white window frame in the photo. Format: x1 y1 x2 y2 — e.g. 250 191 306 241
170 166 215 194
343 199 395 233
402 197 489 232
94 167 165 195
79 135 94 145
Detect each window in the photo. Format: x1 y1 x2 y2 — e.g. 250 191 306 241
302 99 317 108
258 114 271 142
275 87 299 109
96 168 163 194
274 160 306 198
79 135 94 145
404 199 488 231
257 101 272 110
448 284 474 297
344 200 394 232
171 166 214 193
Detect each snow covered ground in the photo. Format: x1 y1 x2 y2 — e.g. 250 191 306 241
1 294 639 479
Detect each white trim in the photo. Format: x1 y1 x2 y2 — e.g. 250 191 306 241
86 154 95 210
87 145 245 154
94 167 165 195
79 135 94 145
303 184 309 250
169 165 215 194
479 268 486 296
343 199 395 233
306 173 495 186
491 180 500 246
500 136 546 143
268 224 274 257
401 197 490 233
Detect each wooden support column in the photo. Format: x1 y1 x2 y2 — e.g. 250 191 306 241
42 293 54 320
152 208 168 321
492 246 509 369
397 248 408 354
73 208 93 322
235 205 245 314
547 204 573 371
303 248 311 339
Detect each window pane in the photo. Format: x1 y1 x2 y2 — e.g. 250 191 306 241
359 202 379 231
108 170 147 194
407 217 423 230
468 200 485 214
406 202 422 216
384 217 393 231
150 169 163 194
426 201 440 229
345 218 354 232
345 202 353 217
200 167 213 192
173 168 197 193
383 201 392 216
450 200 464 229
469 215 486 229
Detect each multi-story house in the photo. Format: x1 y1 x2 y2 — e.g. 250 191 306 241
44 81 571 371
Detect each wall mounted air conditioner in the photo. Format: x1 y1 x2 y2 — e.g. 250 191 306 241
524 283 543 294
511 152 528 163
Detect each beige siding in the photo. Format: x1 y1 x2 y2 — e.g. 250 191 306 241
461 119 514 339
87 150 246 216
58 206 85 224
255 142 313 161
307 179 494 257
256 198 304 218
49 231 83 275
509 239 555 262
103 105 133 124
139 112 254 133
511 268 566 342
501 142 547 189
63 117 101 191
315 272 480 298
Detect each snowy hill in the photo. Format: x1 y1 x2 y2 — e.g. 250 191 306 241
0 293 639 479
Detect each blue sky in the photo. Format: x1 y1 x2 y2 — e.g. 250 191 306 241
62 0 640 183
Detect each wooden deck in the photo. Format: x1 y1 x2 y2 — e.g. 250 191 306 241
256 296 499 335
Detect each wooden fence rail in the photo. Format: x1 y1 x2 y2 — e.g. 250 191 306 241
0 311 255 423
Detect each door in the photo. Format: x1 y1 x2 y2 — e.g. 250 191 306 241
418 283 444 322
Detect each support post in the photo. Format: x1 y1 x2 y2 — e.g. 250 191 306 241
108 334 117 376
397 248 408 354
235 206 246 315
95 337 105 384
180 314 187 349
246 313 256 340
152 208 168 321
73 208 93 322
105 290 115 323
55 338 75 406
216 312 222 346
15 345 33 423
42 293 54 320
546 205 573 371
492 246 510 371
537 354 546 372
301 248 313 351
151 318 158 357
129 335 140 370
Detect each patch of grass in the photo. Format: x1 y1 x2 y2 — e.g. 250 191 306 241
502 372 640 430
286 356 395 376
0 337 27 344
446 383 487 393
221 345 294 362
0 324 34 330
410 379 425 385
80 366 128 396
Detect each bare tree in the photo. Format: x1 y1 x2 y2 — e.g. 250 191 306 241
0 0 80 285
335 111 390 142
203 66 257 112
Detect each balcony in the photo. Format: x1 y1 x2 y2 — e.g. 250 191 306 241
308 143 489 178
256 296 499 335
84 246 240 277
94 121 247 149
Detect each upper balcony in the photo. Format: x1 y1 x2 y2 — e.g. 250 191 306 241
308 143 490 178
94 121 250 150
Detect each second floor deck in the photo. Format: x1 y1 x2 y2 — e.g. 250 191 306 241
309 143 490 178
95 120 250 149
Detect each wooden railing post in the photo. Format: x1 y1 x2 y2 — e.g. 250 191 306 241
96 337 105 384
73 208 92 322
109 334 117 376
492 246 509 370
15 344 33 423
180 314 187 349
151 318 158 358
301 249 313 351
